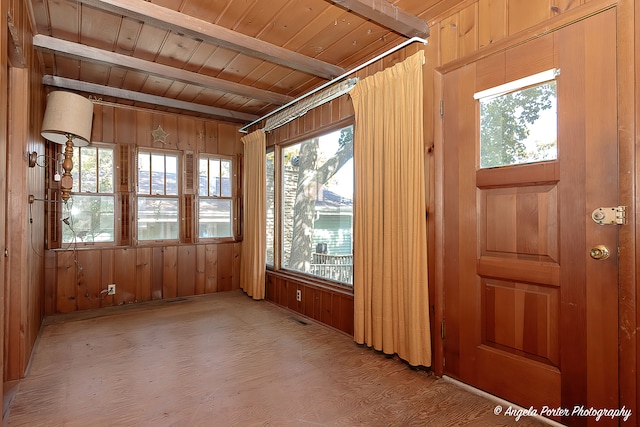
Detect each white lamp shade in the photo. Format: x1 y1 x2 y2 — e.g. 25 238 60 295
41 91 94 146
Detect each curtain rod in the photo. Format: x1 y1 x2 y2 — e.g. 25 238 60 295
239 36 428 134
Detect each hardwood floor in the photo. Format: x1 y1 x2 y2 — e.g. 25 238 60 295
6 290 552 426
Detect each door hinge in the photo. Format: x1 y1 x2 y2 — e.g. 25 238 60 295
441 320 445 339
440 100 444 117
591 206 627 225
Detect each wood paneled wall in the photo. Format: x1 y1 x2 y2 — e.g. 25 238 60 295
3 0 47 392
50 243 241 314
266 271 354 335
45 104 245 315
0 0 8 411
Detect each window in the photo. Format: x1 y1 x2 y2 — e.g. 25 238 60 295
198 155 233 238
266 150 275 266
477 70 558 169
281 125 353 285
137 150 179 241
63 145 115 243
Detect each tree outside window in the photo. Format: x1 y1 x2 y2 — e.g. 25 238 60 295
480 81 557 168
281 125 353 285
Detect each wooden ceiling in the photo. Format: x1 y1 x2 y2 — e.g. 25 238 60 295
28 0 458 124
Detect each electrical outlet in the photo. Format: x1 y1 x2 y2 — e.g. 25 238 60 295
296 289 302 302
107 284 116 295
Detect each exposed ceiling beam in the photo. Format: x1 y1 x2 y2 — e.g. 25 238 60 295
329 0 429 38
33 35 293 106
42 75 259 123
79 0 346 80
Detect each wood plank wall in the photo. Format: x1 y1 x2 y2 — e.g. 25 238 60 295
1 0 9 410
51 243 241 313
266 271 354 335
45 106 244 315
3 0 47 390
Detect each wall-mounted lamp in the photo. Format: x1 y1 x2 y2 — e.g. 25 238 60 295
40 91 94 202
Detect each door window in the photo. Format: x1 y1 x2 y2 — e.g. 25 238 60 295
476 70 558 168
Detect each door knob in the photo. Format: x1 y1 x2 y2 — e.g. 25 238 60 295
589 245 610 260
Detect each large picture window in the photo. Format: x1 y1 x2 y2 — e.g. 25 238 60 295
281 125 353 285
63 145 115 243
137 150 179 241
198 155 233 238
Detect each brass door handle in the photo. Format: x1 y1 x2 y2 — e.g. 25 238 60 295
589 245 610 260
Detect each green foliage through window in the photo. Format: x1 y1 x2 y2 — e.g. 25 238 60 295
480 81 557 168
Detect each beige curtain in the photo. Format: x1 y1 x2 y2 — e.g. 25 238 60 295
350 51 431 367
240 130 266 300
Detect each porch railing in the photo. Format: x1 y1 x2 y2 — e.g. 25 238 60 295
310 253 353 285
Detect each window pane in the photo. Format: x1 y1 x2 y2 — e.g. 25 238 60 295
166 155 178 195
138 152 151 194
281 125 353 285
266 151 275 266
137 197 179 240
221 159 232 197
98 148 114 193
198 199 232 238
80 147 97 193
480 81 557 168
62 195 115 243
209 159 220 196
151 154 165 194
198 158 209 196
71 148 80 192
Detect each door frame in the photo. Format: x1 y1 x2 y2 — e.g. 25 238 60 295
431 0 637 423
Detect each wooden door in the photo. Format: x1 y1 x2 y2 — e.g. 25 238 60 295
441 10 618 425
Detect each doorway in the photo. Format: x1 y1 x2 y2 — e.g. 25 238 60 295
439 9 618 425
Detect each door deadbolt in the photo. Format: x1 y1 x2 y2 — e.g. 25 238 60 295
589 245 610 260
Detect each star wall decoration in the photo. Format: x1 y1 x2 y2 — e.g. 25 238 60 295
151 125 169 144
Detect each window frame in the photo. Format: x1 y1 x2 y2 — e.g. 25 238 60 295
136 147 182 243
61 142 117 247
274 123 354 288
196 153 236 241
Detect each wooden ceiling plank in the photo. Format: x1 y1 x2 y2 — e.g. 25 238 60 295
80 5 121 50
33 35 293 105
329 0 430 38
78 0 346 79
180 0 228 24
80 61 111 85
115 17 143 55
30 0 52 35
42 75 259 123
47 0 81 41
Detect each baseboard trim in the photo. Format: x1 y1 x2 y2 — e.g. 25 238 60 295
442 376 567 427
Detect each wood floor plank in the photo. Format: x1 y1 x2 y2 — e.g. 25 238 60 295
6 291 550 426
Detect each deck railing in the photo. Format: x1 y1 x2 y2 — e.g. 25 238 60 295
310 253 353 285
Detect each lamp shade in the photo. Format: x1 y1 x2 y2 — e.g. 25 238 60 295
41 91 94 146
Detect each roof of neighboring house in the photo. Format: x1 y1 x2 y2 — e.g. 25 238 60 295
315 188 352 211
